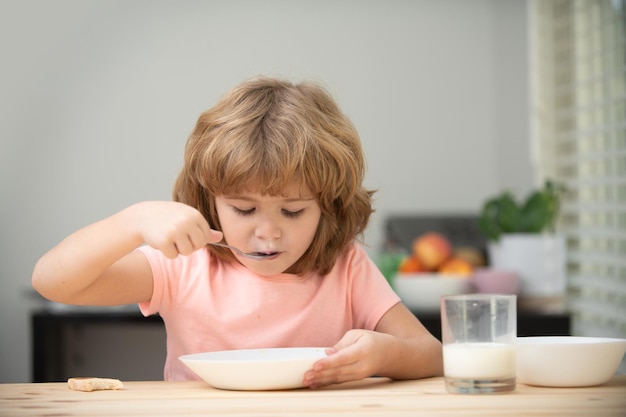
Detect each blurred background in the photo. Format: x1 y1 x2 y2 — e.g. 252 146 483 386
0 0 545 383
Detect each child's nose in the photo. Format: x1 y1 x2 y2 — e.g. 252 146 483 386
255 217 281 240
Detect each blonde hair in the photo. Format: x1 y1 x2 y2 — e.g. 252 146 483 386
173 77 375 275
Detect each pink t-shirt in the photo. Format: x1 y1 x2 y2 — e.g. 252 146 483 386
138 242 400 381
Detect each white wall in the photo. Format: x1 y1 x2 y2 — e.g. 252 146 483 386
0 0 531 382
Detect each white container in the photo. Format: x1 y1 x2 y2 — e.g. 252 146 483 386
393 274 472 312
180 347 327 390
488 234 566 298
516 336 626 387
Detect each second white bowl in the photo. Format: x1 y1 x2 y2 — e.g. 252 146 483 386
516 336 626 387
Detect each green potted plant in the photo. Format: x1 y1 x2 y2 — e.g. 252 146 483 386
478 180 568 300
479 180 565 241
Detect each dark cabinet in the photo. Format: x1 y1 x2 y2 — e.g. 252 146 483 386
32 310 166 383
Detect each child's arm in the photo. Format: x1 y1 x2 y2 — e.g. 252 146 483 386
303 303 443 388
372 303 444 378
32 201 220 306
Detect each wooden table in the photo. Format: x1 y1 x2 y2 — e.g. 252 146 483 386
1 376 625 416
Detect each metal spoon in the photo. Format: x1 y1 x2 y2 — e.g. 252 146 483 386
209 242 273 260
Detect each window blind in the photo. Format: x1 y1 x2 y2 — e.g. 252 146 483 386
530 0 626 362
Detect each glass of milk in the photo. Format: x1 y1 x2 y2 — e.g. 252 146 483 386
441 294 517 394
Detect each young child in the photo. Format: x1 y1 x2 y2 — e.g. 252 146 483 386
32 77 443 388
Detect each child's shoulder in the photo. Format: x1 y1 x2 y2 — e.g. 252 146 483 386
343 241 371 259
332 241 376 271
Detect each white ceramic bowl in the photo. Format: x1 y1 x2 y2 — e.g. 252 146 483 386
393 274 472 312
179 347 327 390
516 336 626 387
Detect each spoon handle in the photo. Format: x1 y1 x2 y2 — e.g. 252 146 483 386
209 242 267 260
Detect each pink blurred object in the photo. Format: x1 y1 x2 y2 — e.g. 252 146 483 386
471 268 521 294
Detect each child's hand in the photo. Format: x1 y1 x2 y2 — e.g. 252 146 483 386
132 201 223 259
302 329 392 389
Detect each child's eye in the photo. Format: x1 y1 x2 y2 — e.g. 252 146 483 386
282 209 304 218
232 207 255 216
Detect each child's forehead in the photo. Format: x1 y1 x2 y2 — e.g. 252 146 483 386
224 180 313 199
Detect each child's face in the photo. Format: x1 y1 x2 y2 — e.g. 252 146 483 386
214 183 321 276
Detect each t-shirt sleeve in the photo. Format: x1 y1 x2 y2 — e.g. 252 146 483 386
136 245 166 317
347 244 401 330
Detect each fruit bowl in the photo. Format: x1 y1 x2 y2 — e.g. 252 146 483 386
393 273 472 312
516 336 626 387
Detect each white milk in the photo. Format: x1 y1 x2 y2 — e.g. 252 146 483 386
443 343 516 379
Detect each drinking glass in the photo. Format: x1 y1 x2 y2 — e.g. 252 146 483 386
441 294 517 394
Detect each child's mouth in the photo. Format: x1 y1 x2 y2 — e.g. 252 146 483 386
251 251 280 260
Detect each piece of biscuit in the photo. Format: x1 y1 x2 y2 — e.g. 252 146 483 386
68 377 124 392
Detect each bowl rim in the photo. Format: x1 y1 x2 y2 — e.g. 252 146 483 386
516 336 626 345
179 347 328 364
